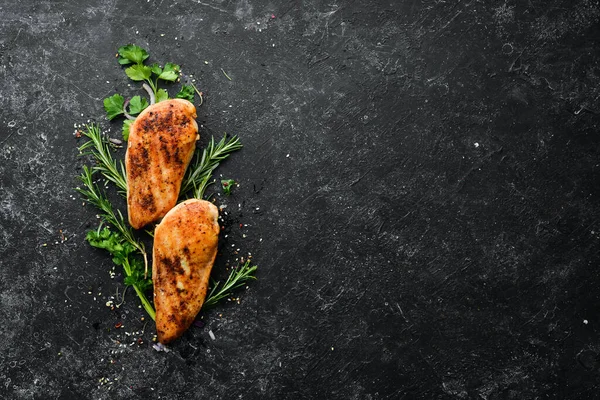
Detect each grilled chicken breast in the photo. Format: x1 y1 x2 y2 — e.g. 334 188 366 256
153 199 220 343
126 99 198 229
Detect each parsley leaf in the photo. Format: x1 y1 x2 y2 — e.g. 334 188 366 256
158 62 180 82
125 64 152 81
103 94 125 120
118 44 149 65
87 227 151 290
175 85 195 102
86 227 135 265
128 95 149 114
156 88 169 103
122 119 133 141
150 63 163 75
124 258 153 291
86 227 117 250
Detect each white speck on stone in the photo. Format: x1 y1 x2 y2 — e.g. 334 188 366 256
474 142 480 148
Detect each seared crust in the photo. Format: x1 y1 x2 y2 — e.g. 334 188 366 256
126 99 198 229
153 199 219 343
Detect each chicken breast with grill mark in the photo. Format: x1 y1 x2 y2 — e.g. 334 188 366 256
126 99 198 229
152 199 219 344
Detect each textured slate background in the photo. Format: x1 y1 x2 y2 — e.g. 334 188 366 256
1 0 600 398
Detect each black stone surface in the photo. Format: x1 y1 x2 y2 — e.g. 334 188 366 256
1 0 600 398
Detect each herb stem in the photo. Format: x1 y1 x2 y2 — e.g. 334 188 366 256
142 251 149 279
133 281 156 320
190 82 204 106
123 258 155 320
221 68 232 81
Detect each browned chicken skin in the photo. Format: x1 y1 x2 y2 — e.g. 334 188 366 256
125 99 198 229
153 199 220 344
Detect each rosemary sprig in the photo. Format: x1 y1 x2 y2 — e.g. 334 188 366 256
75 166 155 320
180 134 243 199
78 124 127 194
203 260 257 308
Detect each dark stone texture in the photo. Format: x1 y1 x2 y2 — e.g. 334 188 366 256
1 0 600 398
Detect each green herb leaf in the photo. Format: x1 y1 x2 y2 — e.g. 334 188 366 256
221 179 236 196
158 62 180 81
86 227 121 252
86 227 136 266
156 88 169 103
122 119 133 141
125 64 152 81
150 63 163 75
118 44 149 65
124 258 153 291
128 95 149 115
103 94 125 120
175 85 195 102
